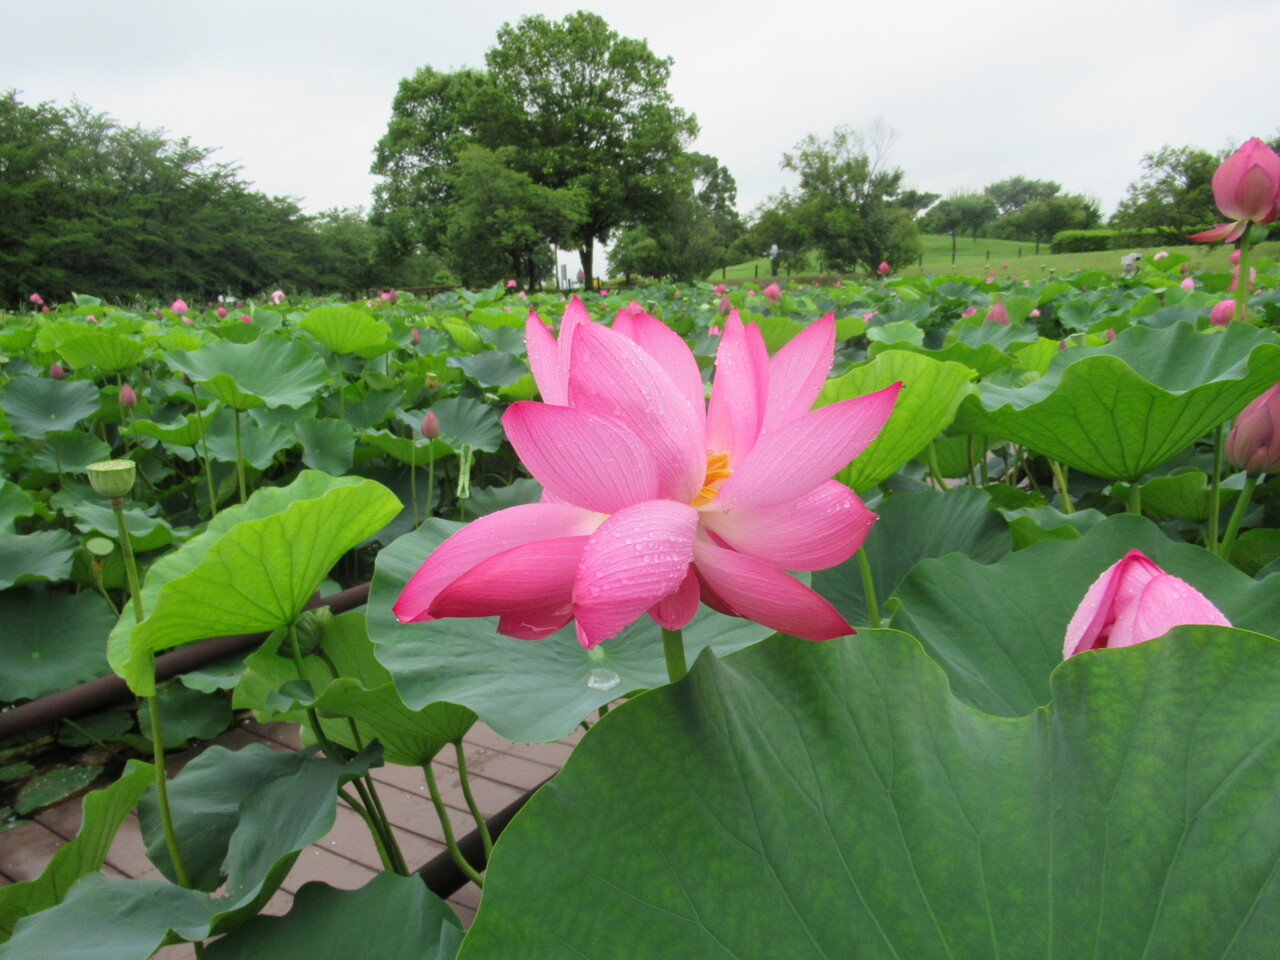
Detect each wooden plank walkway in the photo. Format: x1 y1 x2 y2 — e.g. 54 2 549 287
0 718 583 956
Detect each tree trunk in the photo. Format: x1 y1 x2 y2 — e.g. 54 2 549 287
579 240 594 292
951 230 957 265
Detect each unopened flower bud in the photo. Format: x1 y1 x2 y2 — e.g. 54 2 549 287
1209 301 1236 326
421 410 441 439
216 306 228 319
1226 383 1280 473
171 298 188 315
49 362 66 380
119 382 137 408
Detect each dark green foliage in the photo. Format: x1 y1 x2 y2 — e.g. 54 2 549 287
1051 229 1117 253
1110 144 1222 241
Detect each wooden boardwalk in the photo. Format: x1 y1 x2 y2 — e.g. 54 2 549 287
0 718 583 956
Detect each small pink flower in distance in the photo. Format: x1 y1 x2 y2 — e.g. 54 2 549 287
518 290 528 299
877 261 890 276
1153 250 1170 260
1064 549 1230 658
1230 249 1242 266
1210 301 1236 326
85 315 97 323
41 306 50 312
119 382 137 408
49 362 66 380
216 306 228 319
241 314 252 323
507 279 518 288
271 290 285 304
171 299 188 315
1029 308 1041 318
182 316 194 325
1106 328 1117 342
862 311 878 321
1180 277 1196 291
1228 266 1257 292
411 327 421 346
961 307 978 318
601 290 610 297
1190 138 1280 243
713 284 727 296
708 325 723 336
421 410 441 440
1226 383 1280 473
746 289 756 297
1022 279 1030 286
763 283 782 303
29 293 43 304
718 295 732 315
394 297 900 648
986 274 995 283
1002 262 1009 269
986 300 1010 325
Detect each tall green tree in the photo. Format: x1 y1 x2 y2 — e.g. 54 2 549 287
921 193 998 262
995 194 1101 252
1109 145 1221 241
983 175 1062 216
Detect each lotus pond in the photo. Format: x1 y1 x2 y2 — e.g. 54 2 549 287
1 246 1279 958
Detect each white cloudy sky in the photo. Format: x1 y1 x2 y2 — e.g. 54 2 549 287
5 0 1278 230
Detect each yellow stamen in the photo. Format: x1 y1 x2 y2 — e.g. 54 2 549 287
692 451 733 507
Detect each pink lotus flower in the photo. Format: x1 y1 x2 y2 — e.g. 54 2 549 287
1180 277 1196 291
49 362 66 380
1029 308 1041 318
1210 300 1236 326
1230 249 1242 266
394 298 900 648
961 307 978 318
1228 265 1257 292
507 279 518 288
708 325 722 336
171 299 188 315
763 282 782 303
29 293 43 305
1189 138 1280 243
85 315 96 323
1226 383 1280 473
1064 549 1230 658
713 284 727 296
216 306 228 319
1153 250 1169 260
986 300 1010 325
240 314 252 323
411 327 421 346
421 410 441 440
119 382 137 408
271 290 285 304
746 289 756 297
1002 262 1009 269
985 274 995 284
877 261 890 276
862 311 878 321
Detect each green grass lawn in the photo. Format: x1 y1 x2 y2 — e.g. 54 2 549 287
710 236 1280 284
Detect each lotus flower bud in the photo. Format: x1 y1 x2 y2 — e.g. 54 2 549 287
271 290 285 304
28 293 43 304
411 327 421 346
718 295 732 315
986 300 1010 325
713 283 727 296
1209 300 1236 326
85 315 97 323
1225 383 1280 473
961 307 978 318
1230 249 1242 266
1063 549 1230 658
171 298 188 315
241 314 252 323
1212 138 1280 224
1153 250 1169 260
1180 277 1195 291
49 362 66 380
877 261 890 276
763 282 782 303
507 279 517 288
421 410 441 440
708 325 722 336
87 459 137 499
1029 308 1042 318
41 306 49 312
119 382 137 408
216 306 228 319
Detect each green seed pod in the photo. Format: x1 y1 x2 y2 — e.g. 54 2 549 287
87 459 136 499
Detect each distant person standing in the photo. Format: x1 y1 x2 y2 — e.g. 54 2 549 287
769 243 781 276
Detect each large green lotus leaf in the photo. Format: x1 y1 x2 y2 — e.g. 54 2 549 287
890 513 1280 717
31 431 112 474
460 627 1280 960
431 396 504 453
293 416 356 475
366 519 775 743
819 351 976 492
750 313 803 352
446 351 529 388
0 378 100 439
55 332 145 372
166 338 328 410
130 409 216 449
0 590 115 700
954 322 1280 479
0 530 77 589
107 471 401 695
0 760 153 942
363 431 453 466
203 874 463 960
69 502 177 553
0 481 37 532
133 684 232 751
1112 469 1245 522
1001 504 1108 550
204 411 293 469
0 747 380 959
811 487 1010 627
299 305 391 358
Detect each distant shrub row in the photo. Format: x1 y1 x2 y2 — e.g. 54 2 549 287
1050 228 1174 254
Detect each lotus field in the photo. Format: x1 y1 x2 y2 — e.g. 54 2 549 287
3 153 1280 959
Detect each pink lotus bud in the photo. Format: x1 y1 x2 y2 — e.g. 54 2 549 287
1106 328 1117 342
29 293 43 304
1002 262 1009 269
718 295 732 315
600 289 609 297
1228 266 1257 292
85 315 97 323
421 410 441 439
862 311 878 321
1029 308 1041 318
746 289 756 297
1212 138 1280 224
576 269 585 282
961 307 978 318
626 300 645 316
1153 250 1169 260
1209 300 1236 325
518 290 527 299
49 362 66 380
171 299 188 315
119 383 137 408
713 284 727 296
411 327 421 346
763 282 782 303
241 314 252 323
1226 383 1280 473
506 279 517 288
271 290 285 304
41 306 49 312
1180 277 1196 291
1063 549 1230 659
986 300 1010 325
986 274 995 284
877 261 890 276
216 306 228 319
708 325 722 336
182 316 194 325
1230 249 1242 266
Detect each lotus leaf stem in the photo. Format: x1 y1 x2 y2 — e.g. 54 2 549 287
857 548 882 629
661 627 687 684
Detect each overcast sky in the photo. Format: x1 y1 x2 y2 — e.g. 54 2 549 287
6 0 1279 259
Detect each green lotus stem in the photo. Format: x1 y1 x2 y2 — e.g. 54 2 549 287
1233 234 1253 323
927 441 947 490
661 627 687 684
1128 481 1142 516
965 434 975 484
857 548 881 628
188 384 218 517
454 740 494 862
232 409 247 504
423 761 485 887
1207 425 1224 553
1049 460 1074 513
145 693 192 889
1219 473 1259 562
339 786 398 874
410 440 419 527
978 435 989 485
426 454 435 524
